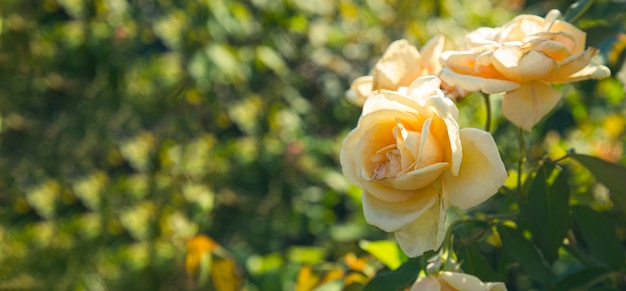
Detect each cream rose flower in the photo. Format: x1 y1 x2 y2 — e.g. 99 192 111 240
340 76 507 257
410 271 507 291
346 36 445 106
440 9 611 131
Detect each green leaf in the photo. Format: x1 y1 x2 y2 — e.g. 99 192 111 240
572 206 625 270
526 161 571 265
457 244 499 282
553 267 612 291
569 153 626 214
359 240 404 270
363 256 423 291
497 225 551 284
564 0 595 22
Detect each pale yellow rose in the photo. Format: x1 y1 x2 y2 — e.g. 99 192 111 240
346 36 445 106
440 9 611 131
410 271 507 291
340 76 507 257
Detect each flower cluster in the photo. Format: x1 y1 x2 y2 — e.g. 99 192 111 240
340 7 609 267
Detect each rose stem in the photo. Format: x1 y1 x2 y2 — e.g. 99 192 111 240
482 93 491 132
517 127 526 197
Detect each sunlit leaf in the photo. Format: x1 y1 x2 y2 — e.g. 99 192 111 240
564 0 595 22
497 225 551 284
211 256 242 291
256 46 288 76
572 206 625 270
288 246 325 265
569 153 626 214
526 161 571 265
359 240 404 270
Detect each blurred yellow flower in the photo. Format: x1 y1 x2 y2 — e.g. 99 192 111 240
441 9 610 131
185 234 241 291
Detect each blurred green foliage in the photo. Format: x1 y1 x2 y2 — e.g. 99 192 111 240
0 0 624 290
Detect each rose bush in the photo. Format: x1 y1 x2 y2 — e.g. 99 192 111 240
410 271 506 291
346 36 445 106
440 9 610 131
340 76 507 257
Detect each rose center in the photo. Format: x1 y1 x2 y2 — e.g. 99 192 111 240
370 119 444 180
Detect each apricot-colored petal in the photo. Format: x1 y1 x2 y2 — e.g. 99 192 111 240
553 63 611 84
346 76 374 106
499 14 544 41
550 20 586 55
492 47 555 82
501 81 562 131
443 128 507 209
423 96 462 175
531 39 573 61
360 90 424 117
373 40 423 90
394 122 419 169
362 186 438 232
391 162 449 190
548 48 610 82
441 272 495 291
440 67 520 94
405 75 444 105
541 9 561 31
410 276 442 291
393 195 446 257
465 27 501 49
420 35 446 74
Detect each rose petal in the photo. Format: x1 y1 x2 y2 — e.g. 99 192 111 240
485 282 508 291
341 119 415 203
531 38 573 61
361 90 425 118
420 35 446 74
550 20 587 55
465 27 501 49
410 276 441 291
547 47 607 82
406 75 444 104
492 48 555 82
362 185 438 232
541 9 561 31
501 81 562 131
391 162 449 190
423 96 462 175
441 272 492 291
393 194 446 257
440 67 520 94
346 76 374 106
444 128 507 209
499 14 544 41
373 40 423 90
553 63 611 84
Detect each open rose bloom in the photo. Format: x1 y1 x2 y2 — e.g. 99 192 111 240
440 9 610 131
340 76 507 257
410 271 507 291
346 36 445 106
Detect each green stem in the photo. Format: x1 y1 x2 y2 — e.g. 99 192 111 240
517 127 526 197
439 212 522 252
482 93 491 132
